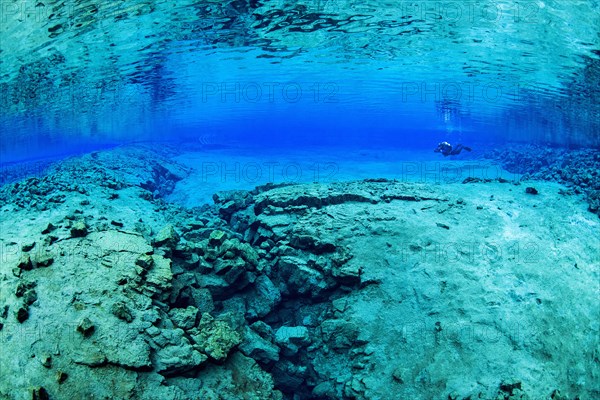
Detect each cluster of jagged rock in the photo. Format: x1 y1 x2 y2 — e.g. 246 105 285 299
0 148 371 399
146 182 370 398
0 160 53 187
0 145 189 211
0 185 369 398
484 145 600 216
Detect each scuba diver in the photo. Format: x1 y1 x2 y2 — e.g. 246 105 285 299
434 141 472 157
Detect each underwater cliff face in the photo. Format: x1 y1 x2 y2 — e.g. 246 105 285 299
1 0 599 161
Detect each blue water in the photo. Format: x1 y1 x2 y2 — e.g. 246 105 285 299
1 0 599 163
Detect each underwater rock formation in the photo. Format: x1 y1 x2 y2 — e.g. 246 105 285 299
0 145 598 399
485 145 600 217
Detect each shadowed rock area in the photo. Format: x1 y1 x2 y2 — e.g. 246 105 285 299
0 145 598 399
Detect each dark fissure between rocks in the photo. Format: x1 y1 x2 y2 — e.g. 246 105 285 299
152 185 365 399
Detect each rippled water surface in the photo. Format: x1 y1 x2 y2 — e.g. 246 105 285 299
1 0 599 160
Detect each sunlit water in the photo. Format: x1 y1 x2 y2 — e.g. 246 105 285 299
1 0 599 162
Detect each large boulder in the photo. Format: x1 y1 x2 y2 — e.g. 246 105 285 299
152 328 208 375
239 326 280 364
245 275 281 320
190 313 242 363
145 255 173 301
168 306 199 330
275 326 311 357
154 225 180 249
319 319 361 351
276 256 333 297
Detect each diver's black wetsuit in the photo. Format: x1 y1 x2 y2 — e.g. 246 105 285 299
434 142 472 157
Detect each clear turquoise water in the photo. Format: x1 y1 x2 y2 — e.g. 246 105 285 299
0 0 599 162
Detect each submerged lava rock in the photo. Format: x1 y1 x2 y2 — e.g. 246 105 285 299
275 326 311 357
485 145 600 217
21 242 36 252
76 317 95 337
319 319 361 350
587 189 600 213
31 252 54 268
213 190 253 220
239 325 280 364
271 360 308 393
154 224 180 249
145 255 174 301
499 378 522 394
525 186 538 195
245 275 281 320
70 220 88 237
208 230 227 246
190 313 242 363
289 234 336 254
191 235 261 298
15 306 29 323
16 247 54 270
168 306 198 330
31 387 49 400
111 301 134 323
276 256 333 297
56 371 68 384
41 223 56 234
16 254 32 270
152 328 208 375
